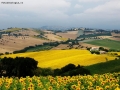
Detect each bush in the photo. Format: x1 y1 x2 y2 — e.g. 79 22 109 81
54 68 61 76
61 63 76 73
91 50 100 54
0 53 4 56
5 52 9 55
30 63 91 76
60 64 91 76
39 68 54 76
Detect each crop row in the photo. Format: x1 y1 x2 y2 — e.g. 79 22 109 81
0 72 120 90
1 50 116 69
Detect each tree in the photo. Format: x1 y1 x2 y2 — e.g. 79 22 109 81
60 64 90 76
99 47 104 50
61 63 76 73
14 57 38 77
0 57 38 77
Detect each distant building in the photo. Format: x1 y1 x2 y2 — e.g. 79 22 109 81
90 47 99 51
2 34 9 36
99 51 107 54
68 42 72 45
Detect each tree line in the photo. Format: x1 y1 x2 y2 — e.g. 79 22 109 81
0 57 90 77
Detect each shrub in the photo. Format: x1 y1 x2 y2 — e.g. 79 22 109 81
61 63 76 73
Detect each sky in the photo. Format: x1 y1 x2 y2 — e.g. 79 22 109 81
0 0 120 29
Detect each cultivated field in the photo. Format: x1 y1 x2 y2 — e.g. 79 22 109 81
111 32 120 37
51 44 69 50
84 39 120 50
79 42 100 48
44 33 66 41
0 29 78 53
10 29 40 36
0 72 120 90
56 31 78 39
0 36 48 53
2 50 117 69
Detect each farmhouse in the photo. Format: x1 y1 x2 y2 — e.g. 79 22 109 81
90 47 99 51
2 34 9 36
99 51 107 54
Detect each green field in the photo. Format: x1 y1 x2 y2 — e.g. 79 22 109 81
85 39 120 50
85 58 120 74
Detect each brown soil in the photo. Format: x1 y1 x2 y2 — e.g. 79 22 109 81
44 34 62 41
0 36 47 53
10 29 39 36
56 31 78 39
52 44 69 50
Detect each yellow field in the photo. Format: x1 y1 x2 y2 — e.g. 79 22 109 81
1 50 117 69
0 73 120 90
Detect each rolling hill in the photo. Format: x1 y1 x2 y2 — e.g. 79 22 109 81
0 28 69 53
84 39 120 50
1 50 117 69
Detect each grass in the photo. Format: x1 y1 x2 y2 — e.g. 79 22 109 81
85 39 120 49
5 28 22 32
1 50 117 69
85 58 120 74
55 36 67 41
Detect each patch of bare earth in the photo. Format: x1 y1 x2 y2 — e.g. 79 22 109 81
56 31 78 39
97 36 113 39
0 36 48 53
80 42 100 48
52 44 69 50
111 33 120 37
109 33 120 41
11 29 39 36
108 37 120 41
44 34 62 41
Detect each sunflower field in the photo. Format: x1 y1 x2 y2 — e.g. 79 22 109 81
0 72 120 90
1 50 117 69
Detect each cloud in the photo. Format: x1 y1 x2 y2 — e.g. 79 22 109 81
0 0 71 23
0 0 71 13
84 0 120 17
78 0 100 3
74 4 83 8
73 0 120 18
71 0 120 29
0 0 120 29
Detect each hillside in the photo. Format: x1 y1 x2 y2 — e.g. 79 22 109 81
56 31 78 40
2 50 117 69
1 28 120 54
84 39 120 50
0 28 69 53
0 28 49 53
85 58 120 74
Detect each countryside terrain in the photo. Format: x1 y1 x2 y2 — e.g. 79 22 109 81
1 50 117 69
1 27 120 70
0 27 120 90
0 27 120 54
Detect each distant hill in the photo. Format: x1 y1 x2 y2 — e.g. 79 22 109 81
0 27 120 54
40 26 72 30
0 28 77 53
